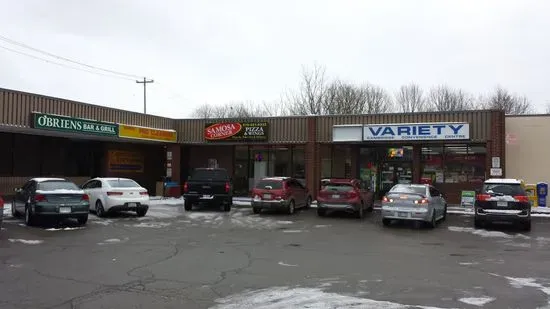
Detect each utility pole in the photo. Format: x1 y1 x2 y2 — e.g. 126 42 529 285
136 77 154 114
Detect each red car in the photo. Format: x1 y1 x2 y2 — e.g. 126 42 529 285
317 178 374 218
251 177 312 214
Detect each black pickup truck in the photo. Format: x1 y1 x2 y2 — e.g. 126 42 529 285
183 168 232 212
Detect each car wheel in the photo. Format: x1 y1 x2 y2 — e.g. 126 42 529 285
427 211 436 229
382 218 391 227
522 220 531 232
317 208 326 217
95 200 106 218
223 204 231 212
305 196 312 209
184 201 192 211
136 209 147 217
11 200 20 218
24 206 36 227
253 207 261 214
287 200 295 215
474 216 483 229
77 215 88 225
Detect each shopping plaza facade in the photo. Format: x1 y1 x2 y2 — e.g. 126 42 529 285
0 87 547 204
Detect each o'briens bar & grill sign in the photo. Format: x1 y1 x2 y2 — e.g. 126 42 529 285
32 112 118 136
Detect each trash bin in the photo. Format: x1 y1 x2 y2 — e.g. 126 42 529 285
164 181 181 198
536 182 548 207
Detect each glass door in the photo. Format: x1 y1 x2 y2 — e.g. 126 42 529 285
378 161 413 197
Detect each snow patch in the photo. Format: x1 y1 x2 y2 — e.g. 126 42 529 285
45 227 85 231
90 219 114 226
282 229 305 233
276 220 294 225
448 226 530 239
211 286 451 309
278 261 298 267
459 262 480 266
459 297 495 306
9 239 43 245
149 197 184 206
314 224 332 228
132 222 171 228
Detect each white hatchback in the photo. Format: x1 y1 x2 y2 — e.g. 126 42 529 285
81 178 149 217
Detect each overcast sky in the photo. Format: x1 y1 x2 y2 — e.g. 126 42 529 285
0 0 548 118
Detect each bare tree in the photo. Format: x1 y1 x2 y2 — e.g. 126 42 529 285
427 85 473 111
483 86 533 114
190 101 284 119
322 80 365 115
363 84 393 113
395 83 426 113
284 63 328 115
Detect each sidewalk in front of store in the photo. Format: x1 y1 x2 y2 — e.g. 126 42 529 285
232 197 550 217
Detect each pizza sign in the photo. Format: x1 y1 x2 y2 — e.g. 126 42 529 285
204 122 268 141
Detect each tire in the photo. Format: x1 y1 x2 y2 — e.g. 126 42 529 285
136 208 147 217
24 206 36 227
427 211 437 229
441 204 447 221
474 216 483 229
287 200 295 215
77 215 88 225
305 196 312 209
382 218 391 227
95 200 106 218
356 205 365 219
253 207 261 214
317 208 326 217
11 200 20 218
522 220 531 232
184 201 192 211
223 204 231 212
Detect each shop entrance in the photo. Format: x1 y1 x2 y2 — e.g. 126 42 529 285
359 146 414 199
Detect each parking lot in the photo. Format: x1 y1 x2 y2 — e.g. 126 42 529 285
2 200 550 309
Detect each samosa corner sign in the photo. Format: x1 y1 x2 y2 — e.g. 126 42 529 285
204 121 268 141
363 122 469 141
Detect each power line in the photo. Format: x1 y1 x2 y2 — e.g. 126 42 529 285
0 34 142 79
0 44 135 81
136 78 154 114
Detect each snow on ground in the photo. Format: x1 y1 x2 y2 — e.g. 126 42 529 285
448 226 530 239
45 227 85 231
458 297 495 306
8 239 43 245
149 197 184 206
130 222 172 228
211 286 452 309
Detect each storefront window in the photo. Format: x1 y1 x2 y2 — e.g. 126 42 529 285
320 144 332 178
270 147 290 176
291 146 305 179
234 146 249 196
421 146 444 184
443 144 486 184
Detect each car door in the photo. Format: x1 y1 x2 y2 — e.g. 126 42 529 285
289 179 306 206
14 181 32 213
429 186 443 217
88 180 102 207
82 180 97 206
357 180 374 208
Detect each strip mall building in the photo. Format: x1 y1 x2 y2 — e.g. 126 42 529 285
4 87 541 204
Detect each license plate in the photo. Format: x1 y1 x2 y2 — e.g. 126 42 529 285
332 194 340 199
263 194 272 199
127 202 137 207
59 207 71 214
201 195 214 200
398 212 408 218
497 201 508 207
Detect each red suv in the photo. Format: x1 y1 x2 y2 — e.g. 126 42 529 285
317 178 374 218
251 177 312 215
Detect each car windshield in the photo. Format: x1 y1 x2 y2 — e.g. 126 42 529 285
255 180 283 189
323 183 354 192
37 181 79 191
191 169 229 181
389 185 426 195
483 183 525 196
107 179 140 188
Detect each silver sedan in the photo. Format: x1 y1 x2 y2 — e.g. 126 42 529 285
381 184 447 228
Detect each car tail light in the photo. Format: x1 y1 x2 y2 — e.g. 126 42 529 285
225 182 230 193
140 191 148 196
476 194 491 201
414 198 429 204
35 194 47 202
107 192 123 196
82 194 89 201
347 191 358 199
514 195 529 203
183 182 189 193
382 196 392 203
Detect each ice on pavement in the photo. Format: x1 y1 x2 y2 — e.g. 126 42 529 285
9 239 43 245
210 286 452 309
458 297 495 306
448 226 530 239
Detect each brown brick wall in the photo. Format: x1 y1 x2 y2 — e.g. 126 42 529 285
305 117 318 199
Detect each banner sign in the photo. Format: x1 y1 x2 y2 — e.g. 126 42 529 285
118 124 177 143
107 150 144 172
363 122 469 141
460 190 476 207
32 112 118 137
204 122 268 141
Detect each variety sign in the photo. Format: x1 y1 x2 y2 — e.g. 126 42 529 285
118 124 177 143
32 112 118 137
363 122 469 141
204 122 268 141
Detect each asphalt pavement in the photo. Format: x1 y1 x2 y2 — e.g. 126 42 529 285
1 203 550 309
